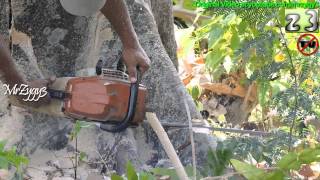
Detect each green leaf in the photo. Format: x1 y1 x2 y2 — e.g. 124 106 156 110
185 165 203 179
299 148 320 164
263 170 286 180
183 0 197 10
70 121 92 140
151 168 179 180
0 141 6 152
230 32 240 50
196 102 203 111
279 8 285 27
208 25 224 48
250 27 260 37
111 174 124 180
277 152 300 170
0 144 28 172
126 162 138 180
153 166 202 180
230 159 265 180
258 80 270 107
191 86 200 100
238 20 248 35
207 148 232 176
270 81 287 98
299 60 311 83
79 152 87 162
0 156 9 169
217 115 226 122
139 172 155 180
222 13 236 25
206 50 225 70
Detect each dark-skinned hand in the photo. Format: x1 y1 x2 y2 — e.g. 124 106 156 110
122 45 151 83
15 77 56 108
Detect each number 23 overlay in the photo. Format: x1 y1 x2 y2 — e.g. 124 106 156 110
285 9 319 33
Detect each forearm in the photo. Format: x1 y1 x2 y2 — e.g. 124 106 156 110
100 0 150 80
100 0 139 49
0 35 25 86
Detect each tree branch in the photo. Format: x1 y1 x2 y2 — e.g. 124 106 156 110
173 6 210 23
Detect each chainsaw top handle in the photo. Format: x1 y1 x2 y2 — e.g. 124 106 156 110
99 69 141 133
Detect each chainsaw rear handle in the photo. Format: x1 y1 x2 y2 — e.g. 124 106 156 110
99 69 141 132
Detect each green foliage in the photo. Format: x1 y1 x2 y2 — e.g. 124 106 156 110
111 161 204 180
177 1 320 179
183 0 197 10
190 10 285 104
187 86 203 110
257 80 270 107
184 0 320 150
231 146 320 180
152 166 203 180
111 174 124 180
299 60 311 83
179 0 320 124
111 162 156 180
211 131 294 167
230 159 265 180
151 168 180 180
0 140 28 173
79 151 87 162
70 120 92 141
188 86 201 101
126 161 138 180
205 142 233 176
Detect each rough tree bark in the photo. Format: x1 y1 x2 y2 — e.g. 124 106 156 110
149 0 178 70
0 0 215 178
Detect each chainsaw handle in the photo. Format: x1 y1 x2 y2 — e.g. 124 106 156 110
99 70 141 132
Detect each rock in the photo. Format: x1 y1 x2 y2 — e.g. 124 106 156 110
211 104 227 117
203 97 227 117
86 173 105 180
155 159 173 168
206 97 218 109
52 177 74 180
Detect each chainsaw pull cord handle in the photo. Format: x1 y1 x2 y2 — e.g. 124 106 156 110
99 69 141 132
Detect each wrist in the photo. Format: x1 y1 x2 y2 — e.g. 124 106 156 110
3 70 26 87
122 35 140 50
123 42 140 50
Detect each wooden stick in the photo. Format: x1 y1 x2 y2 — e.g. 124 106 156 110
184 99 197 180
241 83 253 111
157 122 271 137
146 112 189 180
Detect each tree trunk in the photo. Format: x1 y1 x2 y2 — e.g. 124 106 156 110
149 0 178 70
0 0 215 178
0 0 9 37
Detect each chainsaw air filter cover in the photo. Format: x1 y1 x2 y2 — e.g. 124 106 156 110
63 69 146 124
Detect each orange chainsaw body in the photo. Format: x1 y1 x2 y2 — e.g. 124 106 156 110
63 74 146 124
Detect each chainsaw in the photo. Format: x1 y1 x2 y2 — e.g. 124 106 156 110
9 68 147 133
